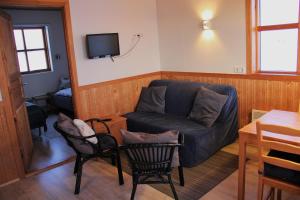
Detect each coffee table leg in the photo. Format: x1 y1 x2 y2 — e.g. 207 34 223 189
238 135 247 200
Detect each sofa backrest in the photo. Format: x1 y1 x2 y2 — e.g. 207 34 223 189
149 80 238 122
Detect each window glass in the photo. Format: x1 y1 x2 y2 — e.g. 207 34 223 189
13 30 24 50
27 50 48 71
17 52 27 72
24 29 45 49
260 29 298 72
260 0 299 26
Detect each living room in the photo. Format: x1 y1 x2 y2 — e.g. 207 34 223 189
0 0 299 200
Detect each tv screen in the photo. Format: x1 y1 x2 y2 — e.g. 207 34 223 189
86 33 120 59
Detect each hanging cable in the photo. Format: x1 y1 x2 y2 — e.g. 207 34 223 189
113 35 142 59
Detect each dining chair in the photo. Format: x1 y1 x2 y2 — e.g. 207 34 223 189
256 121 300 200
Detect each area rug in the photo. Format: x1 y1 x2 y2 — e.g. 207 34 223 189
114 150 238 200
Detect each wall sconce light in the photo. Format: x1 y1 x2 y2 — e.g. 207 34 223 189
202 20 211 30
201 10 214 40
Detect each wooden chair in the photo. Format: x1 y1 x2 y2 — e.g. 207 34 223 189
54 118 124 194
256 121 300 200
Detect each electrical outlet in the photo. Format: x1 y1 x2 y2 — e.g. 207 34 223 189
233 66 239 73
234 66 244 74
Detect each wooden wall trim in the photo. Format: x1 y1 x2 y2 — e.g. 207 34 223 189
61 0 81 118
161 71 300 128
0 0 65 8
161 71 300 82
78 72 162 120
79 71 162 91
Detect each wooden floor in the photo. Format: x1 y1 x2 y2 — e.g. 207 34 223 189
0 142 299 200
28 114 75 172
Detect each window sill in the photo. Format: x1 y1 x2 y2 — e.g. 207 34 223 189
246 72 300 81
21 69 52 76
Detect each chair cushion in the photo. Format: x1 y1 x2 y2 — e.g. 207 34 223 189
97 134 116 150
188 87 228 127
136 86 167 114
120 129 180 167
264 150 300 186
73 119 98 144
57 113 81 137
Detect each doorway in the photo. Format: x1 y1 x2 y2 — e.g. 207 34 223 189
0 0 79 183
2 8 76 173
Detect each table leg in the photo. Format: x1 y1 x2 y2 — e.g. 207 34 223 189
238 134 247 200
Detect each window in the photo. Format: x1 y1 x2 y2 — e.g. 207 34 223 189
13 26 52 74
248 0 300 74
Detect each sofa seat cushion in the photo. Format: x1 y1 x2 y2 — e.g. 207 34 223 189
125 112 225 167
125 112 210 136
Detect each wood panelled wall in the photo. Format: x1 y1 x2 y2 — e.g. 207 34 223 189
161 71 300 128
76 71 300 129
77 72 162 120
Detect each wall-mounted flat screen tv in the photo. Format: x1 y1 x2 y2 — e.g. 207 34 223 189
86 33 120 59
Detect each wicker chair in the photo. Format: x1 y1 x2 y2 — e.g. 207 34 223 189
54 118 124 194
122 135 184 200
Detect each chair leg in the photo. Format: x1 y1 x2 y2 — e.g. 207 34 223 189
276 189 282 200
257 176 264 200
74 162 83 195
116 150 124 185
168 175 179 200
74 154 81 174
178 165 184 186
269 187 275 200
130 175 138 200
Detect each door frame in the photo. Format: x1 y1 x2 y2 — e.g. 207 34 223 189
0 0 80 178
0 0 80 117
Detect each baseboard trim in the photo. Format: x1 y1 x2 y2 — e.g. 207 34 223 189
0 178 20 188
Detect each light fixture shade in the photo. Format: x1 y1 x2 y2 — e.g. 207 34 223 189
202 20 211 30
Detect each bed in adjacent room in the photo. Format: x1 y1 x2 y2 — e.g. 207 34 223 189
52 87 73 114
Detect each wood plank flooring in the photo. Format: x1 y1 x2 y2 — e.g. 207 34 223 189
0 142 299 200
28 114 75 172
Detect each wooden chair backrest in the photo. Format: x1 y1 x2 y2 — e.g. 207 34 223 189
256 121 300 173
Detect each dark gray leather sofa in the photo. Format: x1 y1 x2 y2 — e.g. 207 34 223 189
124 80 238 167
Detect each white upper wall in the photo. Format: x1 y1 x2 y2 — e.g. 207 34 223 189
70 0 160 86
157 0 246 74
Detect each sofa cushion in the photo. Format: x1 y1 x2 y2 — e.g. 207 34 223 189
188 87 228 127
136 86 167 114
120 129 179 167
